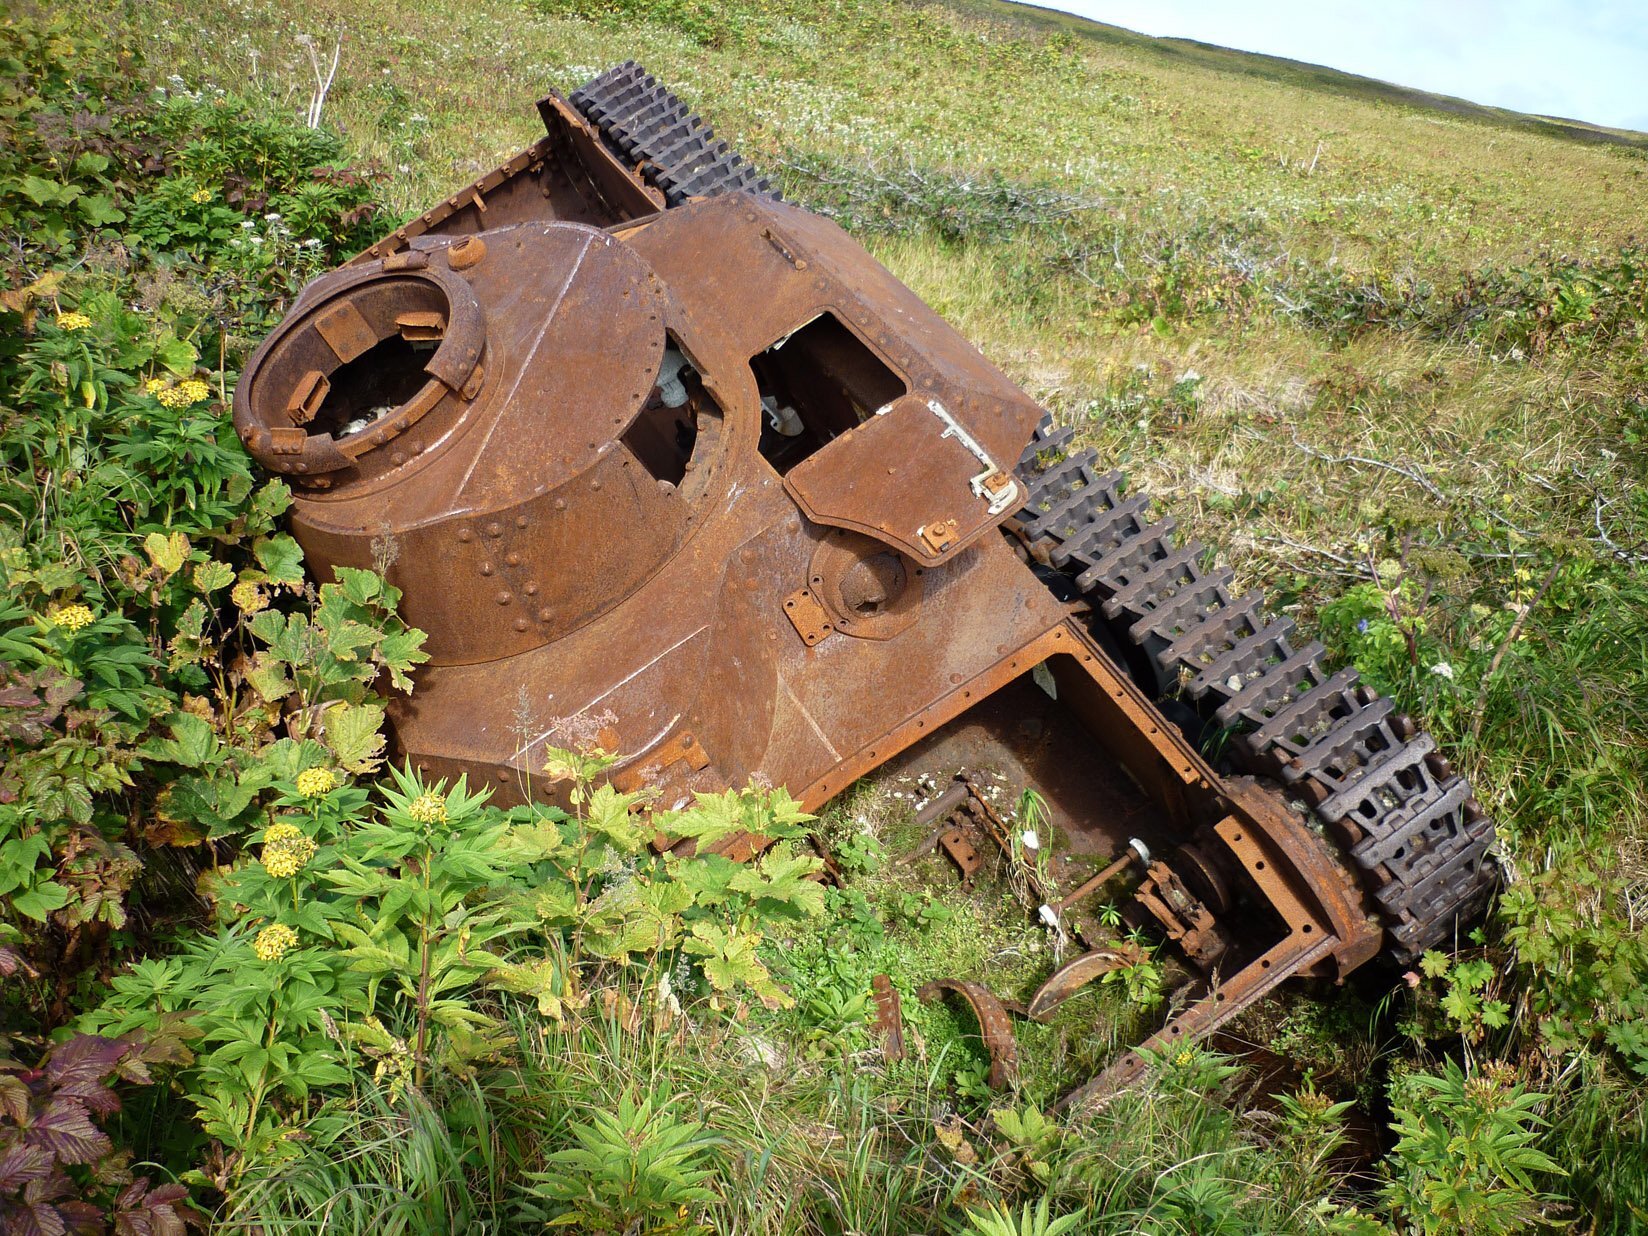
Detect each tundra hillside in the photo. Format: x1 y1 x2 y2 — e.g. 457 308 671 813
2 0 1644 1231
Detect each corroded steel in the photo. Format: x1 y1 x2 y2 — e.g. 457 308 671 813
235 65 1496 1100
917 979 1020 1089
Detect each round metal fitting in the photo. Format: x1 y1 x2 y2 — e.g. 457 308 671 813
808 529 923 641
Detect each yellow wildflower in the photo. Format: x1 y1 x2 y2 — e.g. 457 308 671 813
176 378 211 404
231 580 268 614
295 767 337 798
253 923 299 962
155 385 193 409
48 604 94 632
54 311 91 332
144 377 168 396
407 793 448 826
190 187 213 204
261 822 317 879
1174 1048 1196 1067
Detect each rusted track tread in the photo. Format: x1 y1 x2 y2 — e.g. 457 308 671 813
1011 415 1496 961
570 62 779 206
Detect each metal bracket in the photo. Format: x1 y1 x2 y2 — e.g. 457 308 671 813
782 587 835 647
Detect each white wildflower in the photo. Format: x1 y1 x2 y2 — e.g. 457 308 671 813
1021 829 1040 851
1429 662 1455 681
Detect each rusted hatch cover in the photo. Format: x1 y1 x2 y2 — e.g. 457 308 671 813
782 393 1021 565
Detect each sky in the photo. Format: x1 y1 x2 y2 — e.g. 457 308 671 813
1046 1 1648 133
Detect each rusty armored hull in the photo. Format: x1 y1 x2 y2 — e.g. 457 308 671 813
234 64 1497 1095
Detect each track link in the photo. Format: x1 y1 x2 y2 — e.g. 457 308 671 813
570 62 779 206
1013 418 1496 961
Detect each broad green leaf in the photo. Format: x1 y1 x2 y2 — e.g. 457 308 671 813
153 334 198 376
243 652 294 704
323 702 386 773
253 534 305 587
192 560 234 593
10 879 70 921
143 530 190 577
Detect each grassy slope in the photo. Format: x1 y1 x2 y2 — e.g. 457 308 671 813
967 0 1648 151
121 0 1648 1222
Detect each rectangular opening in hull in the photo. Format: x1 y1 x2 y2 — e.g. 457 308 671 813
751 312 906 475
877 659 1191 863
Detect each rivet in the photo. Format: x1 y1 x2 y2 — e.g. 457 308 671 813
591 480 602 492
513 618 529 632
391 450 408 466
495 591 511 605
295 462 308 472
515 514 528 528
525 582 539 596
505 552 521 567
458 529 473 543
480 562 494 576
554 498 567 511
537 608 553 622
486 522 503 537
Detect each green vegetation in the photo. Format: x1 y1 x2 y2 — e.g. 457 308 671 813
2 0 1645 1230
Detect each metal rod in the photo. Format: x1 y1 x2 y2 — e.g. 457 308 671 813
1052 852 1133 912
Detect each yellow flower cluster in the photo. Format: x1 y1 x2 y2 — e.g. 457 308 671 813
407 792 448 825
55 311 92 332
253 923 299 962
295 767 338 799
150 378 210 408
48 604 95 632
231 580 268 614
261 822 317 879
190 187 213 203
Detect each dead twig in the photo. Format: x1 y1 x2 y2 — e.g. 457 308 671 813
1286 434 1447 502
1469 562 1561 744
298 29 343 130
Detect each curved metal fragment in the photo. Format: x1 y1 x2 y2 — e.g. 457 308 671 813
1026 945 1148 1022
916 979 1019 1089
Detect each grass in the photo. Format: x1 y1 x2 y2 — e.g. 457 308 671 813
58 0 1648 1226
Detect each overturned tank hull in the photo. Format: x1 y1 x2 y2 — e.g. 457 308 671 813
234 64 1497 1095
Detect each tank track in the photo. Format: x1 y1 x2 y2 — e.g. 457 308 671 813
570 62 779 207
1012 418 1496 962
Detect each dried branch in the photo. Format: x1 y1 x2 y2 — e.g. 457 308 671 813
298 29 343 130
1469 562 1561 744
1286 433 1447 501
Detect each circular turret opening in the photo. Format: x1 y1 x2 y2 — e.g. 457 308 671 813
311 334 433 440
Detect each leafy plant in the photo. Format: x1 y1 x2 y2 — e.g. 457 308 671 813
523 1087 724 1233
0 1031 203 1234
1382 1059 1562 1234
962 1196 1083 1236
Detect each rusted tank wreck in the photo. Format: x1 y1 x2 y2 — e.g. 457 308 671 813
233 64 1497 1097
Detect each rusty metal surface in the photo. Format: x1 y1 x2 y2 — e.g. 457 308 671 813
917 979 1019 1089
871 975 906 1063
236 63 1496 1103
1027 943 1148 1022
